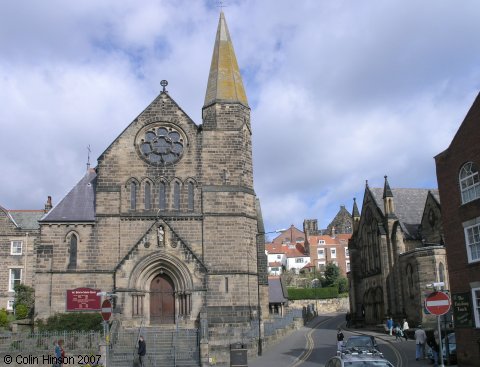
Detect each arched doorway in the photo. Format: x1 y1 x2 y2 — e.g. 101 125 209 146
150 273 175 324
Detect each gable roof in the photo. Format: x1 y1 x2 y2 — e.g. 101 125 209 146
41 169 97 222
8 210 44 230
369 187 439 239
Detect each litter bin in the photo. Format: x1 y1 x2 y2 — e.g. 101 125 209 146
230 343 247 367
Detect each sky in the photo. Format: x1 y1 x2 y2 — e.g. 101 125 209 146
1 0 480 233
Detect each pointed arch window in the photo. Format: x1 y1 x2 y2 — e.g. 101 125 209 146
130 182 137 210
173 181 180 210
460 162 480 204
438 262 445 285
188 182 194 211
145 182 152 210
68 233 78 270
159 182 166 211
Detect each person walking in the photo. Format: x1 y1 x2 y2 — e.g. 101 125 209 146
336 329 345 351
428 333 440 367
402 318 409 341
386 317 393 336
394 322 403 341
138 335 146 367
414 325 427 360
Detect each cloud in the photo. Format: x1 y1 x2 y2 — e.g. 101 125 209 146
1 0 480 234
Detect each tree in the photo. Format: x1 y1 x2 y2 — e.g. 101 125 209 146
14 284 35 319
323 263 340 287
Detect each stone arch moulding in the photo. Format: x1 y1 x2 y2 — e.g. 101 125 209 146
128 252 194 294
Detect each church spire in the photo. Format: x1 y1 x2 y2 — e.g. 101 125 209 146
204 11 248 108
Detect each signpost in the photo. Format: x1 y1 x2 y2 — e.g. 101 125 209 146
100 298 113 367
425 291 451 367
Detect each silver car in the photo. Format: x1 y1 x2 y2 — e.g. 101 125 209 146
326 352 394 367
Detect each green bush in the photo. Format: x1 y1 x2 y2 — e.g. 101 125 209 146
15 304 29 320
287 286 338 300
336 277 349 294
36 312 103 332
13 284 35 318
0 308 9 327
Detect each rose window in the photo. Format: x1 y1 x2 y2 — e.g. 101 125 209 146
139 126 185 165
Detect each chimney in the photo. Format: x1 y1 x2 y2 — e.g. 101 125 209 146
44 196 53 213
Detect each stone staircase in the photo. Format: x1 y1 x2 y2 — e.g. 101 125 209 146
109 327 200 367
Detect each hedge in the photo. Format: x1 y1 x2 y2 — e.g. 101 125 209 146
287 287 339 300
36 312 103 331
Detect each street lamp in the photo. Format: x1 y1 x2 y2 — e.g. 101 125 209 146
255 228 286 356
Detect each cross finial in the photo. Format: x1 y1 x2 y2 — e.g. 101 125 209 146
217 1 228 10
160 80 168 93
86 144 91 170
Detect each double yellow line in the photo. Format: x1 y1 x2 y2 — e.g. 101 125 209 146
289 317 403 367
290 317 332 367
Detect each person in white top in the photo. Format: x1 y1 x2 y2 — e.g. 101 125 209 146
402 319 409 341
414 325 427 360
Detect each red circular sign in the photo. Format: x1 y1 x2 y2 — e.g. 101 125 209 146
425 291 451 316
101 299 112 321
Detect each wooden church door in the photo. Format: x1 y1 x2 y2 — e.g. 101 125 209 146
150 273 175 324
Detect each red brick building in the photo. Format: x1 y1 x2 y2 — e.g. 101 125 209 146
435 93 480 366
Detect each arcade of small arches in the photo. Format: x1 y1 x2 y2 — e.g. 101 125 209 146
126 177 198 213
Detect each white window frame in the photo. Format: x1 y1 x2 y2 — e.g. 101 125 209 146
464 217 480 263
11 240 23 255
330 248 337 259
318 248 325 259
472 287 480 328
7 299 14 311
346 260 351 272
295 258 304 263
460 162 480 204
9 268 22 292
345 247 349 258
318 240 325 245
318 261 326 271
276 254 281 259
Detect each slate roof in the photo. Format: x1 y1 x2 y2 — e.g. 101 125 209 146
369 187 440 240
41 169 97 222
7 210 44 230
268 277 288 304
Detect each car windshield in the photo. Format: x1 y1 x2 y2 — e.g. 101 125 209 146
344 362 392 366
345 337 374 348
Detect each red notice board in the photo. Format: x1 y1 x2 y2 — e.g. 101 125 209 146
66 288 101 311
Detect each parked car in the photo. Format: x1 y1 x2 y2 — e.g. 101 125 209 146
427 332 456 364
326 352 393 367
342 335 379 352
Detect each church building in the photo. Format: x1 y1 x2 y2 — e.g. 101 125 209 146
348 177 448 327
29 11 266 365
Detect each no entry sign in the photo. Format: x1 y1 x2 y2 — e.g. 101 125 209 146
425 291 451 316
101 299 112 321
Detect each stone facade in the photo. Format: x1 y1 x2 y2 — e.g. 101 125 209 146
348 177 449 328
435 93 480 366
0 206 44 312
22 11 265 366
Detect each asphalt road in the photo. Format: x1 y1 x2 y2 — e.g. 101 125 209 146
249 313 407 367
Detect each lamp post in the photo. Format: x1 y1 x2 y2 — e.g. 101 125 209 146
255 228 286 356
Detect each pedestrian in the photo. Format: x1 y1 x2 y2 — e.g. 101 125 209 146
428 333 440 367
56 339 65 367
337 329 345 351
402 318 409 341
53 340 61 367
386 317 393 335
394 323 402 341
414 325 427 361
138 335 146 367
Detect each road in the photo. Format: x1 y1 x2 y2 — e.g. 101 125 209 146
249 313 410 367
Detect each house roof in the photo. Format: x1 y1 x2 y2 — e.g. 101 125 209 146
308 233 351 246
268 276 288 303
369 187 439 240
6 210 44 230
268 261 282 267
41 169 97 222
